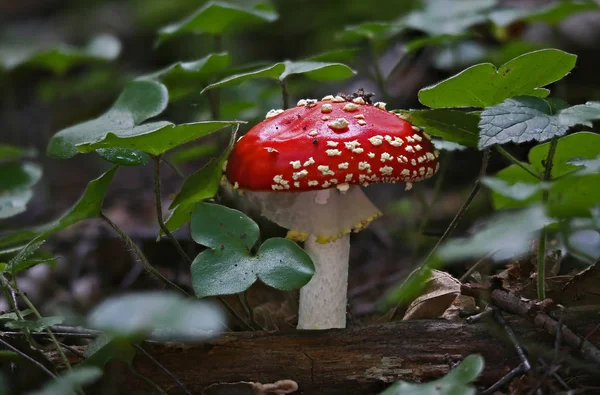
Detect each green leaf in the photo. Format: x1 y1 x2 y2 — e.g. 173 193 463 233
0 162 42 219
158 1 279 44
47 80 168 159
337 22 403 43
568 155 600 175
438 205 553 262
163 202 195 234
380 354 484 395
87 291 224 340
402 0 496 35
139 52 231 99
0 309 33 322
76 121 241 156
0 167 117 250
528 132 600 178
27 367 103 395
96 148 150 166
488 166 542 210
79 335 135 369
202 61 355 92
306 49 360 63
169 144 218 165
549 173 600 218
397 109 479 148
558 101 600 128
1 34 120 74
170 158 224 209
483 176 546 201
489 0 600 27
405 34 470 54
190 202 314 298
419 49 577 108
6 316 64 332
8 250 57 273
0 145 36 162
478 96 567 149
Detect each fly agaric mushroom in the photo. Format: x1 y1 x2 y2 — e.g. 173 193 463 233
226 93 439 329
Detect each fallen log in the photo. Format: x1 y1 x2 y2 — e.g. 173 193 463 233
105 317 599 394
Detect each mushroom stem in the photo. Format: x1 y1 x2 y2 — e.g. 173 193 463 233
298 234 350 329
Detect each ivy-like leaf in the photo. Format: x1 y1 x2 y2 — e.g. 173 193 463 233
0 34 120 74
419 49 577 108
0 162 42 219
438 205 553 262
202 61 355 92
27 367 103 395
0 145 36 162
402 0 496 36
190 202 314 298
0 167 117 250
380 354 484 395
87 291 224 341
397 109 479 148
478 96 567 149
158 1 278 44
138 52 231 99
6 316 64 332
47 80 168 158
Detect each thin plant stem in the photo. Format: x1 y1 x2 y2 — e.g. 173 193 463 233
218 296 253 330
280 79 289 110
134 344 192 395
537 136 559 299
152 156 193 266
423 149 490 263
162 157 185 179
460 253 492 282
1 282 37 348
495 145 542 179
129 365 168 394
239 292 260 330
100 212 190 297
0 336 56 379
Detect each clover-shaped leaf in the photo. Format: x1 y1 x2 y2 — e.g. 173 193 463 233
0 167 117 250
0 34 120 74
380 354 484 395
138 52 231 99
202 61 355 93
158 1 278 44
190 202 314 298
0 162 42 219
419 49 577 108
396 109 479 148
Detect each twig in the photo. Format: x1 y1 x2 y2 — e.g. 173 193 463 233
152 156 193 266
481 363 525 395
465 306 493 324
495 145 542 179
100 212 191 297
537 136 559 300
134 344 193 395
423 149 490 263
493 308 531 371
0 336 56 379
280 79 289 110
462 285 600 364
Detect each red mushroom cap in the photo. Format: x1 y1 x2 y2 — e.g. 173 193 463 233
226 96 439 193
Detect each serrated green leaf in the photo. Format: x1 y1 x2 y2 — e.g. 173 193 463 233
529 132 600 178
139 52 231 99
397 109 479 147
438 205 553 262
402 0 496 36
6 316 64 332
87 291 224 340
478 96 567 149
0 162 42 219
202 61 355 92
76 121 241 156
158 1 278 44
96 148 150 166
191 202 259 251
47 80 168 159
0 145 36 162
0 167 116 250
419 49 577 108
27 367 103 395
0 34 120 74
190 202 314 297
380 354 484 395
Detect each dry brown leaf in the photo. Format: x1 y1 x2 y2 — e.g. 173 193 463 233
441 295 479 321
402 269 461 320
